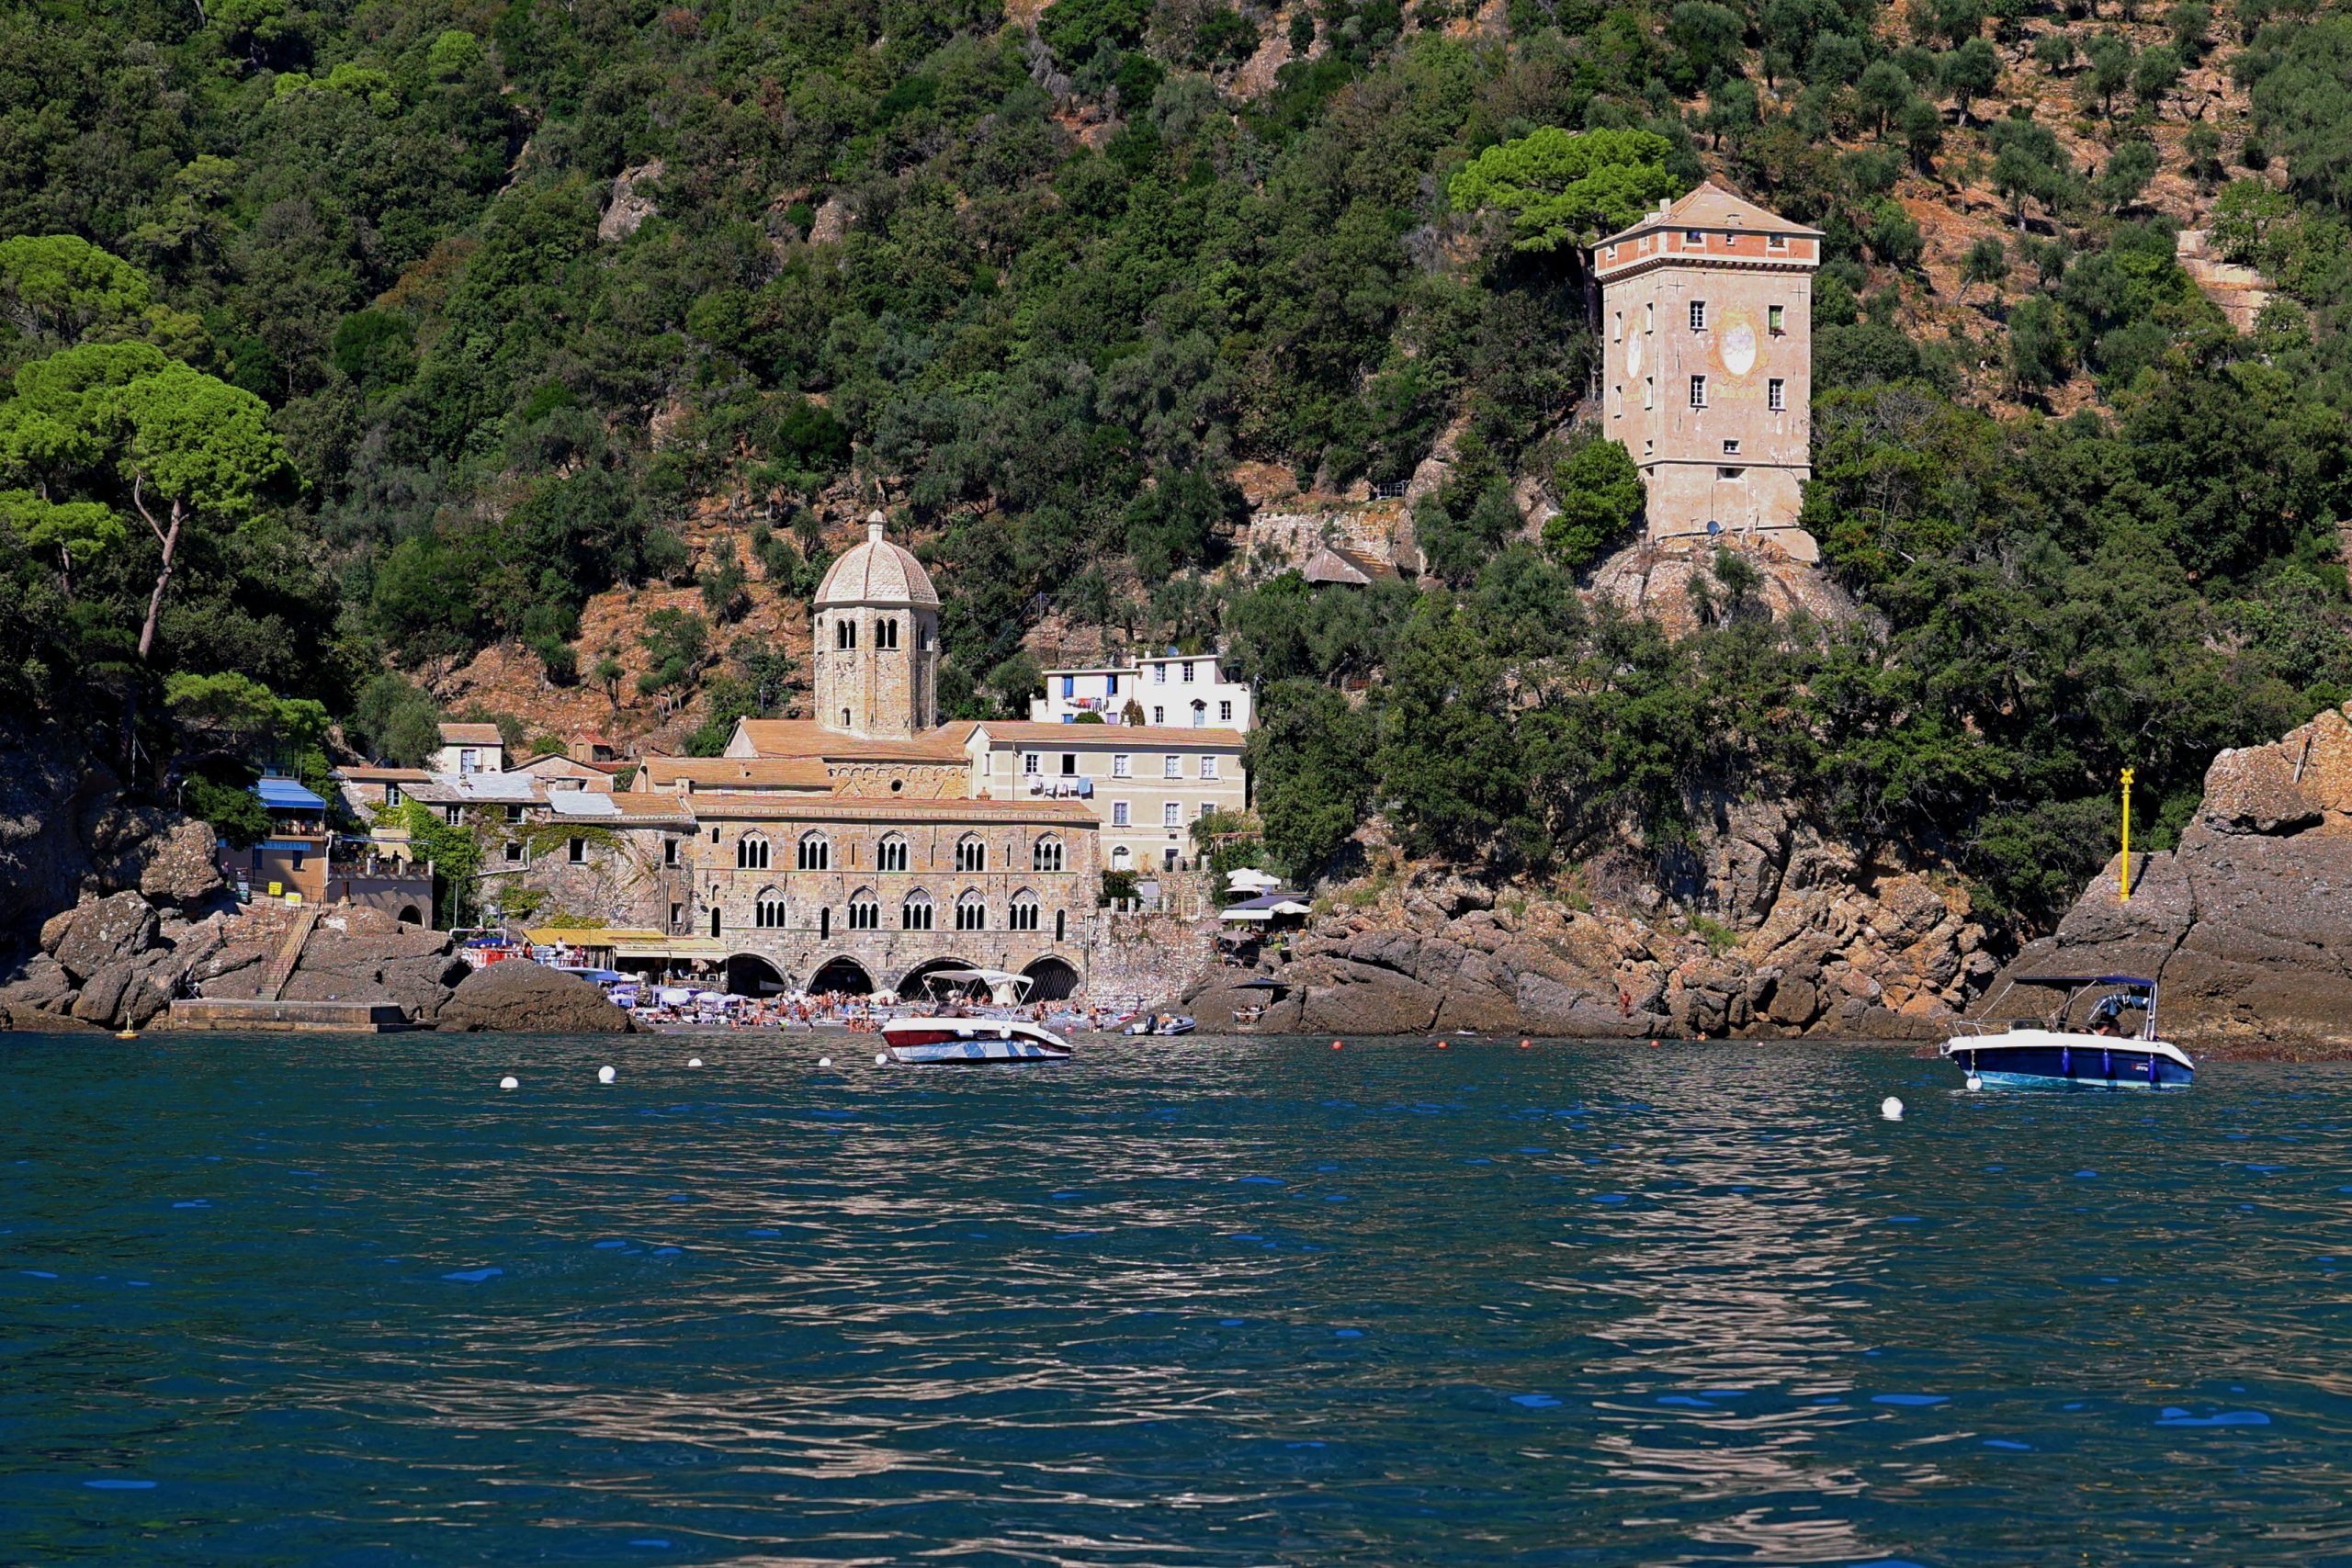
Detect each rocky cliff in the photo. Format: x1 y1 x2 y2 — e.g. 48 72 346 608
1985 705 2352 1055
1190 799 1996 1039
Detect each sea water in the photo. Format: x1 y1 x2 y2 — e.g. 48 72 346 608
2 1032 2346 1565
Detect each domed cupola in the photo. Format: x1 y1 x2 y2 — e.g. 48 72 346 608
812 512 940 739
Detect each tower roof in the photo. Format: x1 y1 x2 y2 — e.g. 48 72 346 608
814 512 940 608
1595 181 1824 248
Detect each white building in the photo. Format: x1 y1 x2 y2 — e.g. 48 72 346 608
967 722 1248 874
1030 651 1254 731
431 722 505 777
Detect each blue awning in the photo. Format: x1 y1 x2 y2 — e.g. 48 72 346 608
255 777 328 811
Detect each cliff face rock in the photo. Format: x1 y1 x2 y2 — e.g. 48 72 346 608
1990 705 2352 1052
435 960 636 1033
1189 842 1995 1039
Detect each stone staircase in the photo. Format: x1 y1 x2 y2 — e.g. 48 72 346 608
254 907 320 1001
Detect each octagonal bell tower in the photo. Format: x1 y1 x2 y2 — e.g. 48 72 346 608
811 512 940 739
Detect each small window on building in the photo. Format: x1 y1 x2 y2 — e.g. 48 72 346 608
1154 663 1167 684
1643 378 1654 411
1768 303 1785 334
1112 800 1129 827
1163 802 1182 828
385 784 402 807
504 840 525 864
1200 756 1219 779
670 901 683 927
1611 310 1623 341
1218 701 1232 723
1685 229 1704 245
1061 675 1075 697
1152 706 1164 725
1719 467 1746 480
1690 375 1707 408
1181 661 1194 682
445 806 463 825
1023 752 1040 775
1768 378 1785 412
1112 754 1130 778
1190 701 1205 728
1690 300 1707 331
1162 755 1181 779
1106 674 1119 694
506 805 525 822
568 837 585 863
1645 302 1654 331
663 839 679 866
1612 386 1623 418
1768 233 1788 251
1060 753 1078 776
1724 438 1741 455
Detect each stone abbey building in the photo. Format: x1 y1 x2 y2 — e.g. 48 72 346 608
1592 183 1824 562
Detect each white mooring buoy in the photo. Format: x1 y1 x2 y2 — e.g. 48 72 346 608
687 1057 704 1068
874 1053 888 1066
1881 1096 1904 1121
500 1076 519 1090
1965 1075 1984 1092
598 1065 617 1085
817 1056 833 1068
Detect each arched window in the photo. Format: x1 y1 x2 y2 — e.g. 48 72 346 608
738 833 770 870
877 617 899 649
835 618 857 650
1009 890 1041 931
754 887 787 929
900 888 933 931
1111 845 1131 870
956 835 986 873
1033 835 1064 872
797 832 830 871
877 833 910 873
956 890 987 931
847 889 880 931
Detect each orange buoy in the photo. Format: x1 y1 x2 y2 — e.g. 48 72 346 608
1331 1040 1344 1050
1436 1041 1449 1050
1649 1039 1661 1048
1519 1038 1532 1050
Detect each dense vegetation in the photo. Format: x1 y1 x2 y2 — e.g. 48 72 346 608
2 0 2349 924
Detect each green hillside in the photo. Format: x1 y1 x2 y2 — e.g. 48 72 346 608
3 0 2350 920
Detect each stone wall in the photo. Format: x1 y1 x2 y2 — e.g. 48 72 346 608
1086 909 1218 1009
828 761 967 798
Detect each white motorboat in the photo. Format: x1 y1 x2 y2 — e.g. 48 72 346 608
1940 975 2193 1089
879 1014 1070 1065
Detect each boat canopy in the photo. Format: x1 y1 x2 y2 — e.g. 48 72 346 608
2014 974 2158 989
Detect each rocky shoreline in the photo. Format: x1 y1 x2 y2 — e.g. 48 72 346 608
1191 706 2352 1056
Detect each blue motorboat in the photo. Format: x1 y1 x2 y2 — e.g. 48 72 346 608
1940 975 2193 1089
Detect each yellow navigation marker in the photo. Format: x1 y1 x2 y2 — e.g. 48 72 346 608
2120 767 2135 902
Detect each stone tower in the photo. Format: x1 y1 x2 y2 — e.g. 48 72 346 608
811 512 941 739
1591 183 1824 562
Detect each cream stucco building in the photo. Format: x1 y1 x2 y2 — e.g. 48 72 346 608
1592 183 1824 562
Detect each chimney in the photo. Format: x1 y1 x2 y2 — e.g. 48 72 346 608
866 509 886 546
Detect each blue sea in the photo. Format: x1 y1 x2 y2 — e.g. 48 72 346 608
3 1032 2346 1565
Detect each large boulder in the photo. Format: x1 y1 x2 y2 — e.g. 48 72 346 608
138 820 227 908
434 961 636 1033
50 891 160 982
279 907 466 1020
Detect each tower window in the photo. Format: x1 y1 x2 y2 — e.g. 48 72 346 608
1642 378 1654 411
1690 376 1707 408
1611 311 1622 341
1690 300 1707 331
1612 386 1623 417
1723 438 1741 455
1768 233 1788 251
1768 378 1785 412
1719 467 1746 480
876 617 899 649
1769 304 1785 334
835 619 856 650
1685 229 1704 245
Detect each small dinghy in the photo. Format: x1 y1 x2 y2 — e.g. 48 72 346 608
881 1015 1071 1065
1122 1014 1196 1037
1941 975 2193 1090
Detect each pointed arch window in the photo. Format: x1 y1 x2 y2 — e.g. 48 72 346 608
737 833 770 870
900 888 934 931
797 832 831 871
847 889 881 931
835 619 857 650
877 833 910 873
956 890 987 931
1033 835 1064 873
956 835 986 873
877 618 899 650
1009 890 1041 931
754 887 787 928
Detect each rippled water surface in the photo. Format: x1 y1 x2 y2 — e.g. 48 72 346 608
5 1032 2350 1565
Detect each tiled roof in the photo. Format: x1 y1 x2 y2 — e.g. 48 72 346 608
437 722 504 745
334 766 431 783
813 514 940 607
638 756 833 791
975 721 1246 748
1596 181 1824 246
682 791 1096 825
730 718 978 763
